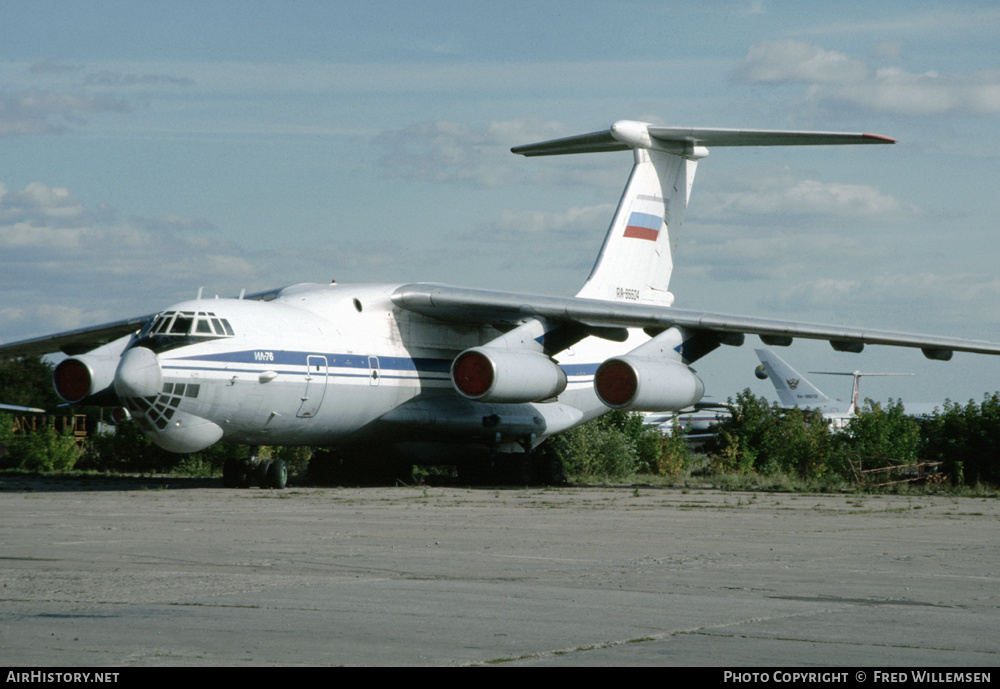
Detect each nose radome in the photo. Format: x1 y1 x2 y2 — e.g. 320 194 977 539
114 346 163 400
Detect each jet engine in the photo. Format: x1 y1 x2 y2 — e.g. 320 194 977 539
452 347 567 403
51 335 133 405
594 356 704 411
53 353 123 405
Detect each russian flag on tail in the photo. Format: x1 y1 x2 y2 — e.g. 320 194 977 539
623 211 662 241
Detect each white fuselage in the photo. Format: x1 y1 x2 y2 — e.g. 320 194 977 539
118 282 647 453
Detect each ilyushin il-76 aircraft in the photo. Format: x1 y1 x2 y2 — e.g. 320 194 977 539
5 120 1000 487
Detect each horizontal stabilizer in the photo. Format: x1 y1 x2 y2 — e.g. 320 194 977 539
511 130 628 156
512 120 895 157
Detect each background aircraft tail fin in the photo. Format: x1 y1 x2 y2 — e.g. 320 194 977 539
513 121 894 306
755 348 836 409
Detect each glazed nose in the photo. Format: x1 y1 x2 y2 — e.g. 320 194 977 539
114 346 163 400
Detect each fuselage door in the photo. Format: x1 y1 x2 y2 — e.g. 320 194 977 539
297 355 329 418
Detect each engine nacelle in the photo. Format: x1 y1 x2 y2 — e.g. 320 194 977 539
51 334 134 405
452 347 567 403
594 356 705 411
53 354 123 404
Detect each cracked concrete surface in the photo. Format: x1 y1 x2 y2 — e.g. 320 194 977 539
1 477 997 666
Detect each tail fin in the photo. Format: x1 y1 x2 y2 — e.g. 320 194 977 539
755 348 913 414
755 348 836 409
512 121 893 306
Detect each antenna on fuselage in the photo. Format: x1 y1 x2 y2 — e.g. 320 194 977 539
197 286 204 300
239 288 246 300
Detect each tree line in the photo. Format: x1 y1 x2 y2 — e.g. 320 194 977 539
1 356 998 488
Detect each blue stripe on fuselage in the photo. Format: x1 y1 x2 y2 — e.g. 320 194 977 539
174 350 451 373
163 349 600 381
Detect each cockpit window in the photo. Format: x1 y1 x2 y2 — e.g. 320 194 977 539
152 315 173 334
140 311 235 340
170 313 195 335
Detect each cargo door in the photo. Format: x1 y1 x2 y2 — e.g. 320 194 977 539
297 355 328 418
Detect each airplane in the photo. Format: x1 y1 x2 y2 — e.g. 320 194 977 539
643 403 733 439
754 348 941 424
646 346 938 436
3 118 1000 487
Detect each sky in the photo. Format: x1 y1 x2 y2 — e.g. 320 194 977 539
2 0 1000 409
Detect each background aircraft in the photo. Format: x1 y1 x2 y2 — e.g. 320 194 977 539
2 120 998 486
647 347 943 436
755 348 941 422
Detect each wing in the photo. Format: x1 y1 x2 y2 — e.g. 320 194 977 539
0 286 289 360
0 403 46 413
0 315 153 358
391 283 1000 361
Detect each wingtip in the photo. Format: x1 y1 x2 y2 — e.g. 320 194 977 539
863 133 897 144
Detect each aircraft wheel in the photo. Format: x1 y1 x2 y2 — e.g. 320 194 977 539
494 452 532 486
256 460 273 488
267 459 288 489
457 460 490 486
533 453 565 486
222 458 240 488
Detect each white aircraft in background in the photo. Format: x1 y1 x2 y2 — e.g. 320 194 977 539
648 348 934 435
643 403 733 438
754 348 941 425
2 119 998 487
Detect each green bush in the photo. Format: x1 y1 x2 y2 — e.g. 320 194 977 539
844 399 921 464
543 410 692 481
3 423 81 472
635 419 692 476
79 422 176 473
546 411 640 480
921 394 1000 486
706 389 841 479
706 390 834 477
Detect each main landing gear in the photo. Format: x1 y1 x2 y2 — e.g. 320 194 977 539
222 446 287 489
457 442 565 487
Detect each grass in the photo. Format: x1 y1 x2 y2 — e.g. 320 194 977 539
2 461 997 497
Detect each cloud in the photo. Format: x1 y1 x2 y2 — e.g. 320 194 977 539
0 89 127 136
733 40 1000 117
82 71 195 87
733 40 870 85
484 204 614 240
0 182 264 342
818 67 1000 117
376 118 630 195
694 170 919 226
135 214 216 234
757 271 1000 326
0 183 89 225
378 119 569 187
28 60 85 75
